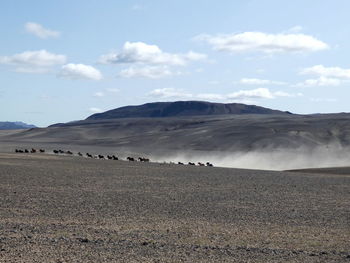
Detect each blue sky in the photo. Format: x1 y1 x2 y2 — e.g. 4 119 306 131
1 0 350 126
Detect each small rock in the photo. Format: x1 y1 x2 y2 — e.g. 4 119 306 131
77 238 89 243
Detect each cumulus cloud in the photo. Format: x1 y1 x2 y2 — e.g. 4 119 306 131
99 41 206 66
119 66 179 79
228 88 300 100
149 87 297 101
58 63 103 80
149 88 193 99
89 107 103 113
301 65 350 79
93 92 105 97
297 65 350 87
296 77 342 87
239 78 286 85
196 32 328 53
196 93 225 100
25 22 60 39
227 88 275 99
0 50 66 67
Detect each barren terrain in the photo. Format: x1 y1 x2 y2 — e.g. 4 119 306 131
0 153 349 262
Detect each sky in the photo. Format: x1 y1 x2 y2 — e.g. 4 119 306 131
1 0 350 127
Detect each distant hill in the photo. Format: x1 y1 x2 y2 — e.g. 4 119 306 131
0 122 36 130
87 101 292 120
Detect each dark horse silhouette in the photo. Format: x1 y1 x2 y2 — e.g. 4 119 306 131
138 157 150 162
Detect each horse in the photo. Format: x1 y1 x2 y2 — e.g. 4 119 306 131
178 162 184 165
112 155 118 160
31 148 37 153
39 149 45 153
206 162 213 167
127 157 135 161
188 162 195 166
78 152 83 156
198 162 205 166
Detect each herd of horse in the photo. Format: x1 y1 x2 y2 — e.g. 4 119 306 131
14 148 214 167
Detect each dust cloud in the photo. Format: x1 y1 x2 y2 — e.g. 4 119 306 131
153 144 350 170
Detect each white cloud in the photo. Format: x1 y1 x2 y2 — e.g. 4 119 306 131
227 88 275 99
227 88 299 100
239 78 286 85
119 66 179 79
25 22 60 39
149 87 297 101
149 88 193 99
288 25 304 33
0 50 66 67
297 65 350 87
58 63 103 80
94 92 105 97
196 93 225 100
301 65 350 79
99 41 206 66
274 91 303 97
89 107 103 113
296 77 342 87
196 32 328 53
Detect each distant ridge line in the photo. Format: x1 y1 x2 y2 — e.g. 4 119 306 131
87 101 292 120
0 121 36 130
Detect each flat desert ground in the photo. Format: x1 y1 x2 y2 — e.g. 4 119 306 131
0 153 349 262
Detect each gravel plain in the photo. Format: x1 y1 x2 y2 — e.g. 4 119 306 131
0 153 349 262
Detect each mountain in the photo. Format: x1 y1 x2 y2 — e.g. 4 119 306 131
87 101 292 120
10 112 350 153
0 122 36 130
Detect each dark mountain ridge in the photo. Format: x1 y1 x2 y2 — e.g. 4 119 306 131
87 101 291 120
0 121 36 130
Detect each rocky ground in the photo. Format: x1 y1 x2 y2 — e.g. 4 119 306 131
0 153 349 262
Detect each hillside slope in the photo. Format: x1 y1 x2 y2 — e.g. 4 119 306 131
87 101 291 120
6 113 350 152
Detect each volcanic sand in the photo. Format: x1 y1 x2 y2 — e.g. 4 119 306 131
0 153 349 262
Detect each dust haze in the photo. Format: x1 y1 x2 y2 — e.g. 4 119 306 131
153 144 350 170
